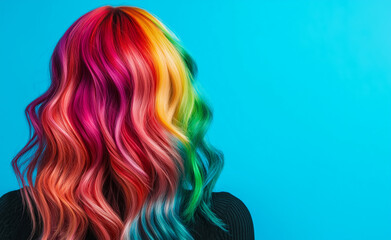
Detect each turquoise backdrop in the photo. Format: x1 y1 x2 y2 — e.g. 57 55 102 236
1 1 391 239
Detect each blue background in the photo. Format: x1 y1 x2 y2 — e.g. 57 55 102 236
1 1 391 239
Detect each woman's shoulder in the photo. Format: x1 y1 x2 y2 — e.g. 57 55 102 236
0 188 34 240
0 188 25 212
0 188 22 198
211 191 249 207
0 188 30 212
208 191 255 239
211 191 253 218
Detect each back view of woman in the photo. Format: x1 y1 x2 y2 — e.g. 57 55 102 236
0 6 254 240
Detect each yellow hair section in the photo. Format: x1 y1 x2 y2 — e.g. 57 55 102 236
125 8 195 148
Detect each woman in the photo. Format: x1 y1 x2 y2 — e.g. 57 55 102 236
0 6 254 240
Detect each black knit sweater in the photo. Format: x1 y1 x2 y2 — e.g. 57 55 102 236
0 189 254 240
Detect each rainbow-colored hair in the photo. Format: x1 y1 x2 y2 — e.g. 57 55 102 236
12 6 225 240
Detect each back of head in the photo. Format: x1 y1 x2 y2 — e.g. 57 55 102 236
12 5 225 240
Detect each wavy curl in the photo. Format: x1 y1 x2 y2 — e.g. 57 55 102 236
12 5 225 240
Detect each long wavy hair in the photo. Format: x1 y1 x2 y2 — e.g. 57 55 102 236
11 5 225 240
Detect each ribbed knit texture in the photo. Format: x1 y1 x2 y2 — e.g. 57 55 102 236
0 189 254 240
